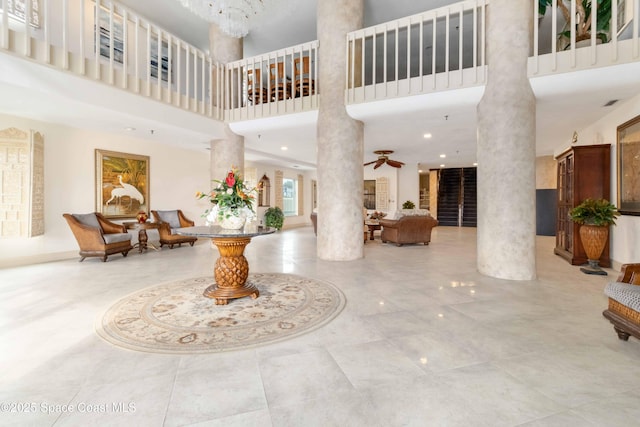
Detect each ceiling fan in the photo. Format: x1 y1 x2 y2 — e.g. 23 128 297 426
364 150 405 169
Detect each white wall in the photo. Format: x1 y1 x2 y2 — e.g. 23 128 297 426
397 164 420 209
245 161 317 230
0 113 210 267
556 93 640 267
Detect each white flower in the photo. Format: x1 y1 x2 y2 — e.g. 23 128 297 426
226 188 233 195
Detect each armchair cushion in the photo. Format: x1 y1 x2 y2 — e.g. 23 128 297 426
605 282 640 313
103 233 133 244
603 263 640 342
154 210 181 230
73 213 101 229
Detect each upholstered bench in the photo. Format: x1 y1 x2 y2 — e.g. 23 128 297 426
603 263 640 341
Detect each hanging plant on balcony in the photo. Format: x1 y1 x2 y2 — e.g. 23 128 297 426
539 0 612 44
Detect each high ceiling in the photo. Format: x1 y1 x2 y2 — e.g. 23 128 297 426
2 0 640 172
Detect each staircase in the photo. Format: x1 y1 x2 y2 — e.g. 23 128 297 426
461 168 477 227
437 169 462 226
437 168 477 227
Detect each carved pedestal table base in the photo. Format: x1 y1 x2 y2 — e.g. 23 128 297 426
204 236 259 305
175 226 275 305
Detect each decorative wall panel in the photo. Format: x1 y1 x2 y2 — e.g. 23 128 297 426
0 127 44 238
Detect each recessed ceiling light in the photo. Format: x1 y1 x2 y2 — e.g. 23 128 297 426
423 133 432 139
281 146 288 151
440 164 445 167
125 127 136 131
418 169 423 173
439 154 446 158
473 162 478 166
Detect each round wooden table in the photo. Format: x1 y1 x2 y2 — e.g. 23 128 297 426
123 221 160 253
176 225 275 305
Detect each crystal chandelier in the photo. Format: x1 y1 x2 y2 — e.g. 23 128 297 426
178 0 269 38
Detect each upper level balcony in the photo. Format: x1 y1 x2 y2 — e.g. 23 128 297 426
1 0 639 167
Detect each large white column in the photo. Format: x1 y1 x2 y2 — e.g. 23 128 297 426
477 0 536 280
209 24 244 179
317 0 364 261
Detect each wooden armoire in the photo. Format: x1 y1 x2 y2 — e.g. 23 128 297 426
554 144 611 267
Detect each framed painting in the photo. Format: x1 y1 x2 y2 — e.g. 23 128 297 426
617 115 640 216
96 150 149 219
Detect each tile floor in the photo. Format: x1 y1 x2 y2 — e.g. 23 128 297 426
0 226 639 426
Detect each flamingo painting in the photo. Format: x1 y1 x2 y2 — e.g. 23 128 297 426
106 175 144 209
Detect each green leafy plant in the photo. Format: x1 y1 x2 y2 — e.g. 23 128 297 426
569 198 620 226
264 206 285 230
539 0 612 44
402 200 416 209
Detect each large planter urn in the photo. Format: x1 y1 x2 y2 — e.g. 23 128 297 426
579 224 609 275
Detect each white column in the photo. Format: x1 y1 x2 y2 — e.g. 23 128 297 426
209 24 244 180
477 0 536 280
317 0 364 261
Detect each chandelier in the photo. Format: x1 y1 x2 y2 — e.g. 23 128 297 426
178 0 270 38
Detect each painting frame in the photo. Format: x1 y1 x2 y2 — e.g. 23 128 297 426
96 149 149 219
617 114 640 216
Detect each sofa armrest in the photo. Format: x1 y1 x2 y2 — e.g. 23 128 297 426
617 263 640 285
378 218 398 228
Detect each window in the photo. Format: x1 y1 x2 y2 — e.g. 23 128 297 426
282 178 298 216
364 180 376 209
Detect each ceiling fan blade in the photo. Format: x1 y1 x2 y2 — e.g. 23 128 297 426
386 159 404 168
363 160 378 166
373 159 385 169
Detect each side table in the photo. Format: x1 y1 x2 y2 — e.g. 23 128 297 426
365 220 381 241
123 221 160 253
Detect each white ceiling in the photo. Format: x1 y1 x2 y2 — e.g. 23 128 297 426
2 0 640 172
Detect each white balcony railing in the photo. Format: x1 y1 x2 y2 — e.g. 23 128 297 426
346 0 488 104
531 0 640 75
1 1 639 121
224 40 319 122
0 0 223 119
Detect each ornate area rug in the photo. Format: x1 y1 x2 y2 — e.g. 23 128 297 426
96 273 346 354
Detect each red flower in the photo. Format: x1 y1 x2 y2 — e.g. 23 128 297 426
225 170 235 187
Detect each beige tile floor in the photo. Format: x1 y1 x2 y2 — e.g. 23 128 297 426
1 226 639 426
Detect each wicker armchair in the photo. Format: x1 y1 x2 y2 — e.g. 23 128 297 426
603 263 640 341
63 212 133 262
151 210 197 249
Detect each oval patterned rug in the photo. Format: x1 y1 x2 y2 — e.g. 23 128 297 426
96 273 346 354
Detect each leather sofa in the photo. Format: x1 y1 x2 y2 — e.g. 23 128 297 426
63 212 133 262
379 214 438 246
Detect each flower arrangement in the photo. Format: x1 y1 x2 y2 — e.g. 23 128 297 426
369 211 387 220
196 167 256 223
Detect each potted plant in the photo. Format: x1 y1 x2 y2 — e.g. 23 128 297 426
264 206 284 230
569 198 619 275
539 0 612 47
402 200 416 209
